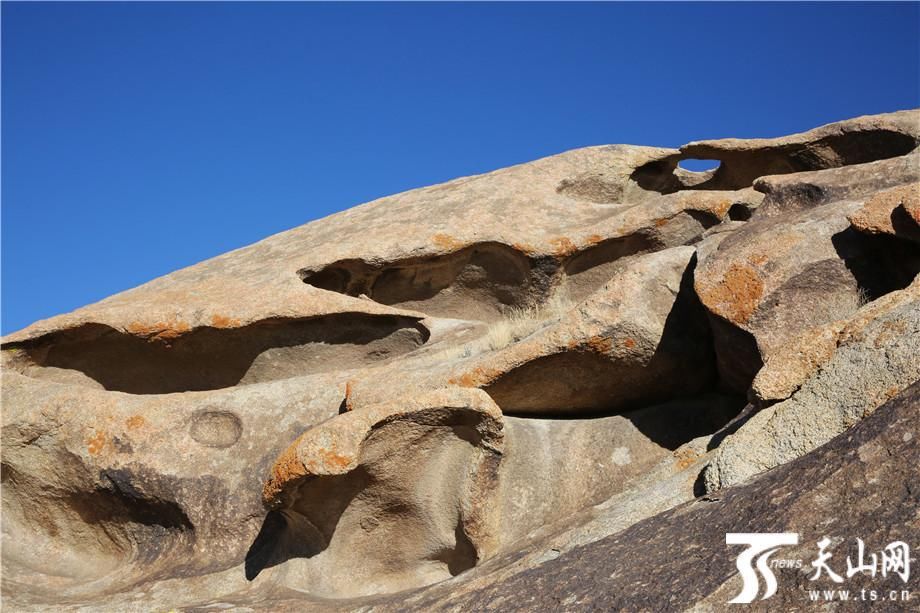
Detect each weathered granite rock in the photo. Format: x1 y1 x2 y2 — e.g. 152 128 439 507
331 246 715 418
752 151 920 219
848 182 920 243
461 246 715 414
694 181 920 393
751 275 920 403
703 283 920 491
256 387 503 598
2 110 919 611
381 381 920 612
0 363 349 597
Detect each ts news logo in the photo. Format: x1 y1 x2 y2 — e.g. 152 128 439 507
726 532 913 604
725 533 800 603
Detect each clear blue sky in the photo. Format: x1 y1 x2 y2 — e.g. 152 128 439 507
3 2 918 334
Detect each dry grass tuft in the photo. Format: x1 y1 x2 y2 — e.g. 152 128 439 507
436 288 575 362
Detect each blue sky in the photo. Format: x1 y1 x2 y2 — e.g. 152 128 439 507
3 2 919 333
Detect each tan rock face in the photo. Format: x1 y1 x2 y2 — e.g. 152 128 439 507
477 246 714 414
253 387 503 597
703 281 920 492
6 314 429 394
693 153 920 392
848 182 920 242
2 109 919 610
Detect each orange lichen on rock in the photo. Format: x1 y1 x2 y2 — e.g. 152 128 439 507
549 237 578 257
125 319 192 343
511 241 537 254
453 366 502 388
699 263 764 324
263 447 306 505
705 199 733 220
585 234 604 245
903 186 920 224
677 192 733 220
586 335 613 355
432 233 466 251
317 447 352 471
565 333 631 354
125 415 146 430
86 430 108 456
674 447 701 471
872 318 908 349
455 371 480 388
848 183 920 235
209 314 241 328
343 380 355 411
653 217 669 228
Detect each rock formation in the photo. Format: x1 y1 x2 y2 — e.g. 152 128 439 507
2 110 918 611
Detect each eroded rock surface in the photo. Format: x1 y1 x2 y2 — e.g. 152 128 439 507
703 280 920 491
385 382 920 612
2 109 918 611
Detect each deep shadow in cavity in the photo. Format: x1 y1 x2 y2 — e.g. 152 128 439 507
8 314 429 394
246 469 369 580
486 256 721 416
705 314 764 396
81 468 194 532
623 393 744 452
5 461 196 568
563 233 657 277
299 242 558 321
244 509 336 581
303 237 675 322
831 227 920 302
727 203 753 221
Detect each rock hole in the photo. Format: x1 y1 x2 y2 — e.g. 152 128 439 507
497 393 744 544
261 409 497 597
432 519 478 576
630 128 918 195
561 234 658 303
678 159 721 172
727 202 753 221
